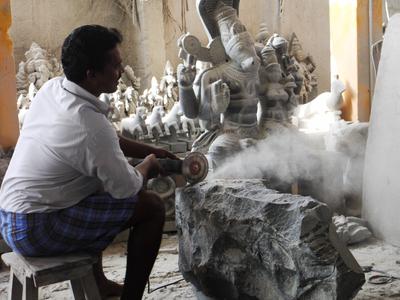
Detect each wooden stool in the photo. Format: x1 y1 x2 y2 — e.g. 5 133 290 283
1 252 101 300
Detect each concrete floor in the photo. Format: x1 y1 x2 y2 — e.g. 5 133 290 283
0 235 400 299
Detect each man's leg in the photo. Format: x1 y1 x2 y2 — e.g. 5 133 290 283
93 253 124 298
121 190 165 300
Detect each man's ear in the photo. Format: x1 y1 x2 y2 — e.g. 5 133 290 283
86 69 96 80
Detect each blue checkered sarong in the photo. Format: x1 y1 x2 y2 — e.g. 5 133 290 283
0 193 138 256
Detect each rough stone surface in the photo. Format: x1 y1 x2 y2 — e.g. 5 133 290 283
176 179 365 300
333 215 372 245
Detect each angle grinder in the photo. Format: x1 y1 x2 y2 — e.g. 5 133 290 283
130 151 209 185
157 151 208 184
143 151 208 200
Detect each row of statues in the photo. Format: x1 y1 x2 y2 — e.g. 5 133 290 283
13 43 203 143
99 65 141 123
100 61 204 142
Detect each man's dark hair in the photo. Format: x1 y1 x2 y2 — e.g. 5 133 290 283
61 25 123 83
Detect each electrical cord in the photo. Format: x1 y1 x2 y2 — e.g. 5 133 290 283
147 277 185 294
362 265 400 285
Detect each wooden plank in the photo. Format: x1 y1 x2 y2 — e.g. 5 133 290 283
8 269 22 300
22 276 38 300
34 265 93 287
81 271 101 300
2 253 28 284
2 252 101 298
2 252 97 278
70 278 86 300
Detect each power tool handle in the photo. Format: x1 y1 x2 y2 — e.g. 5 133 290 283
158 158 183 174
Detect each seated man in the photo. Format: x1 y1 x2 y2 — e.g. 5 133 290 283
0 25 176 300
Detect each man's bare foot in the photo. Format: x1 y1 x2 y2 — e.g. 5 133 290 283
95 275 124 299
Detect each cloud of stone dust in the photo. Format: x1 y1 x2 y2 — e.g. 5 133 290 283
209 129 356 211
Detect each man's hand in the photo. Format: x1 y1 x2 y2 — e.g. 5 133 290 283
119 135 178 160
153 147 179 160
135 154 161 181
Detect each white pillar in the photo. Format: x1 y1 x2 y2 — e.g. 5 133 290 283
0 0 19 149
363 14 400 246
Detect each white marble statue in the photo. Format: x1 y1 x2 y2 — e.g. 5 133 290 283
289 33 318 103
27 82 38 102
102 79 132 127
162 102 183 135
17 93 30 129
268 34 303 99
159 60 178 111
99 92 112 105
17 93 30 110
255 23 270 46
121 106 151 140
112 81 127 117
177 0 260 167
16 62 29 96
16 42 63 95
293 76 345 132
258 45 297 136
124 86 138 117
140 76 164 112
121 65 140 116
16 83 38 129
114 99 126 123
122 65 141 91
180 115 198 137
145 105 169 138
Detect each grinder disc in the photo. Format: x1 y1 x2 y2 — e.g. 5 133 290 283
182 152 209 184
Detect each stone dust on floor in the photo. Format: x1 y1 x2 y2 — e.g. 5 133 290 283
351 238 400 299
1 235 400 299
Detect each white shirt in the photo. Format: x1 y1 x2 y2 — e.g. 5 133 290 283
0 77 143 213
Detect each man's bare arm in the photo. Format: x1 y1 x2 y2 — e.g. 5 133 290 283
118 135 178 159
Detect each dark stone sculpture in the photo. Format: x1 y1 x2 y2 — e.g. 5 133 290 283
176 179 365 300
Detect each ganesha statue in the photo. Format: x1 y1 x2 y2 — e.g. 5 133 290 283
16 42 63 95
258 45 297 136
289 33 318 103
177 0 260 168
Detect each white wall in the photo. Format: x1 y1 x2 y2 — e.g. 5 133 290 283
10 0 141 74
10 0 331 92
